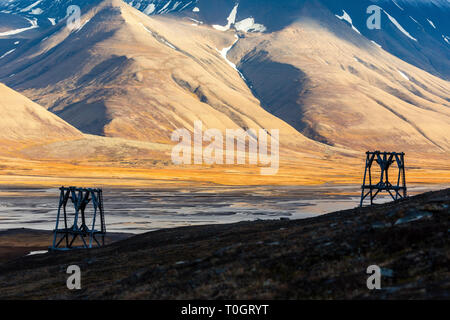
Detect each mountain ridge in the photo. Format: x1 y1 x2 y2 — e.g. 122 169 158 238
1 0 449 79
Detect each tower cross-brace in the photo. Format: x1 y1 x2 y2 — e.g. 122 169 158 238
51 187 106 251
360 151 407 207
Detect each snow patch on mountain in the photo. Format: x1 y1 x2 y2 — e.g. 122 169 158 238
179 1 193 12
124 0 196 15
0 17 38 36
376 0 450 9
383 9 417 41
27 250 48 256
143 4 155 15
213 3 238 31
19 0 41 13
397 70 410 80
371 40 383 48
427 19 436 29
30 7 42 15
216 35 246 81
213 3 266 33
443 35 450 45
75 19 90 33
140 23 154 35
392 0 404 10
235 18 266 33
157 1 172 14
189 17 203 25
140 22 177 50
218 35 238 66
409 16 420 25
0 48 15 59
161 37 176 49
335 10 361 35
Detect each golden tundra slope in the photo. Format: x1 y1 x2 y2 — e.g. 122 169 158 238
0 81 174 162
0 83 82 149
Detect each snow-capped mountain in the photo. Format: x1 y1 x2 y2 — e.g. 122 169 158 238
178 0 450 79
1 0 449 79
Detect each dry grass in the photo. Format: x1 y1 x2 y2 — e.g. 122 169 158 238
0 149 448 188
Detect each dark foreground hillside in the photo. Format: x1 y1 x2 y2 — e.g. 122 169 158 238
0 189 448 299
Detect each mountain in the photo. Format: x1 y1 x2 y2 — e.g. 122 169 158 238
0 0 321 152
0 0 448 157
0 82 174 166
227 1 450 151
1 0 448 78
0 82 82 147
171 0 450 80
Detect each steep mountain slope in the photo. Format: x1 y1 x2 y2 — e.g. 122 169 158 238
228 2 450 152
329 0 450 80
0 82 82 146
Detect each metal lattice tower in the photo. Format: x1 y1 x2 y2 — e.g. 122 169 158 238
360 151 407 207
51 187 106 251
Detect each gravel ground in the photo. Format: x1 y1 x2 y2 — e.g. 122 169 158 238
0 188 448 299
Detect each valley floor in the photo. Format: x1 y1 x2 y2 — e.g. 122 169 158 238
0 153 449 188
0 188 448 299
